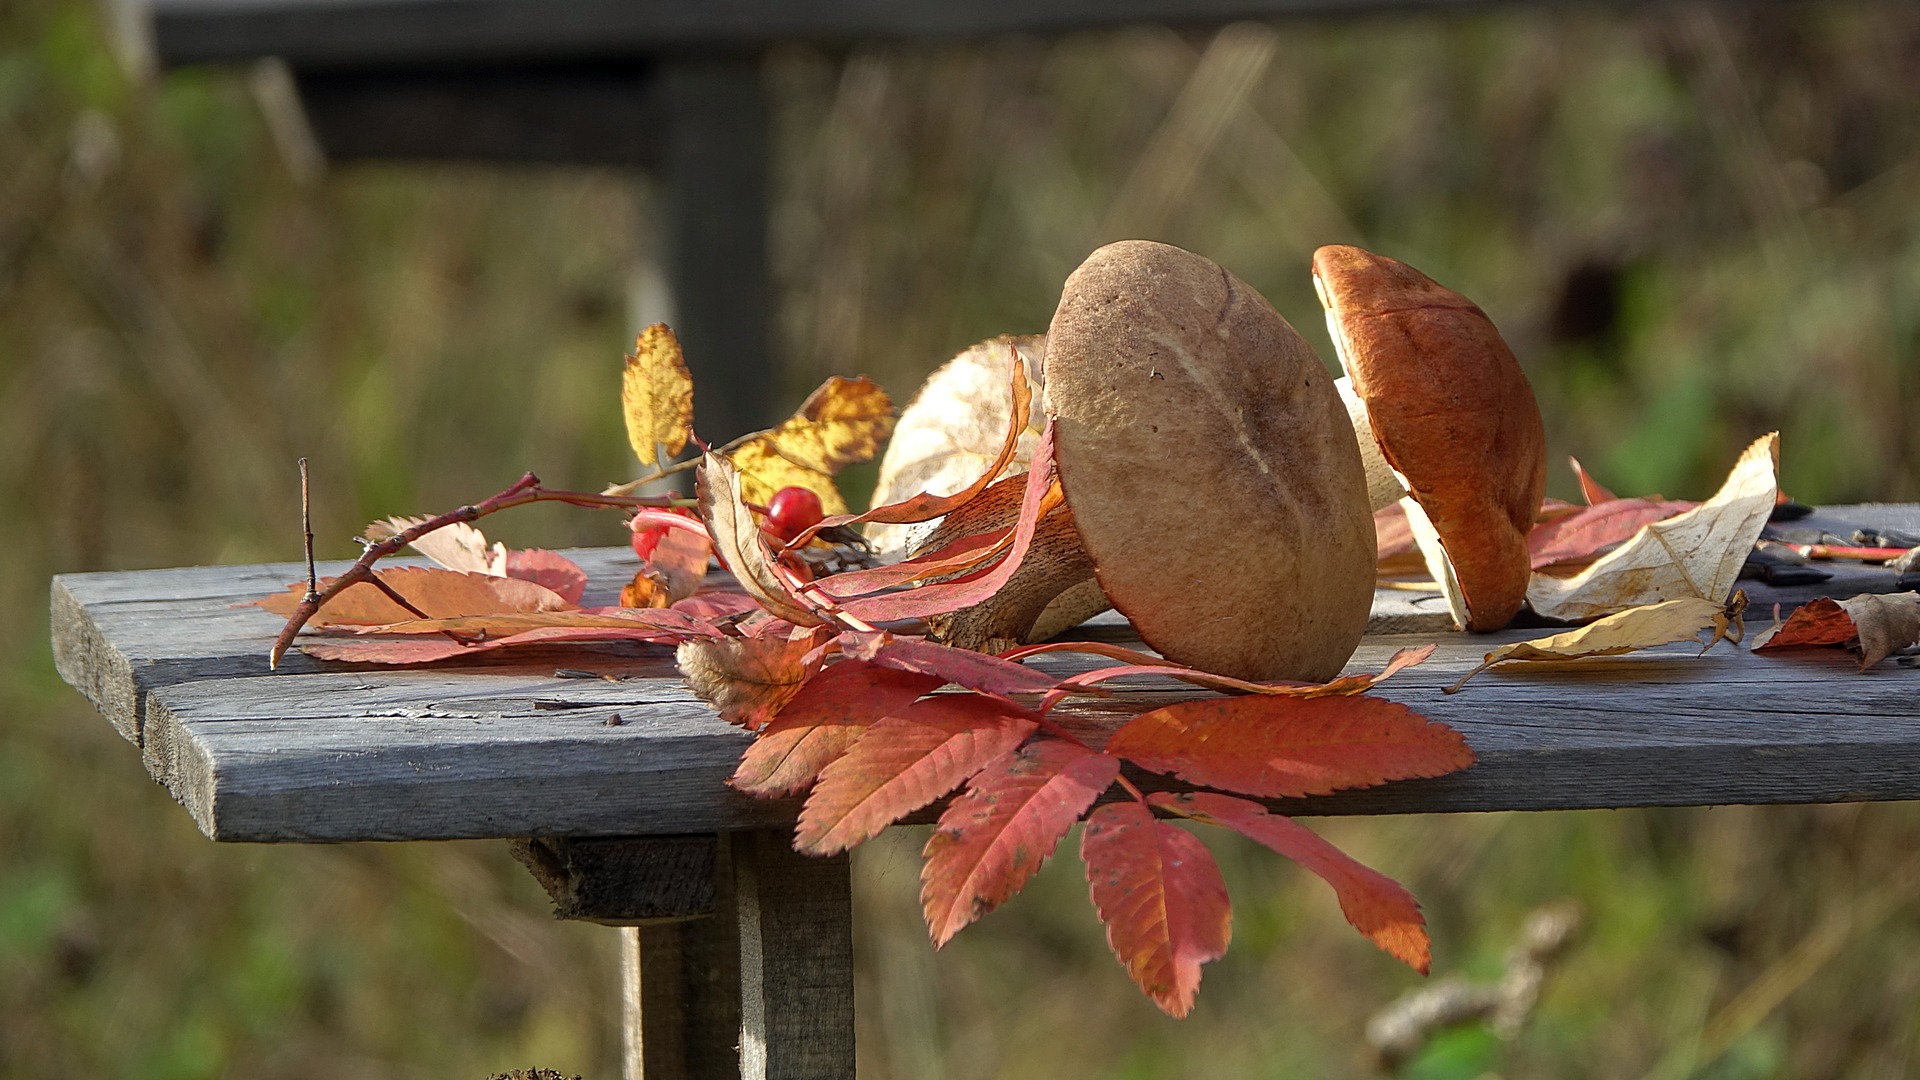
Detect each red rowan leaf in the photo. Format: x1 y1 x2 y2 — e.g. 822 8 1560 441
840 632 1060 695
1105 694 1474 799
503 549 589 605
794 695 1037 855
646 527 712 603
1039 645 1435 709
254 566 575 625
1081 801 1231 1018
300 622 693 664
1568 455 1617 506
729 661 943 797
807 527 1013 599
670 590 760 623
921 740 1119 947
343 607 721 637
677 628 829 730
833 426 1061 623
1528 496 1697 571
1150 792 1429 973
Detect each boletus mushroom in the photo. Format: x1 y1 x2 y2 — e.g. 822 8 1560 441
1043 240 1376 682
1311 244 1547 632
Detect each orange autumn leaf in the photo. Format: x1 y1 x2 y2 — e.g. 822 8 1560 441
723 375 895 515
252 566 575 626
729 661 944 797
1151 792 1430 973
794 694 1036 856
921 739 1119 947
1081 801 1232 1018
677 628 829 730
1568 455 1618 505
1105 694 1474 799
622 323 695 466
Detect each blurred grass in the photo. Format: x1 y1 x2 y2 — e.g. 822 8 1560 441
5 0 1920 1076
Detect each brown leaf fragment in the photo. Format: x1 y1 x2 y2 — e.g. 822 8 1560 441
677 629 827 729
1843 593 1920 670
1446 596 1736 693
253 566 575 625
623 323 695 465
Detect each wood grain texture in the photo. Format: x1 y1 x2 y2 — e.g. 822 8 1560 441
48 506 1920 842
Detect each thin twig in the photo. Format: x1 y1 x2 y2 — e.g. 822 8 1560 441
299 458 318 605
269 472 682 668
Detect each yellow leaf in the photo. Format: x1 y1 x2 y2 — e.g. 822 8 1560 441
1445 595 1741 693
1527 433 1777 622
723 375 895 514
622 323 695 465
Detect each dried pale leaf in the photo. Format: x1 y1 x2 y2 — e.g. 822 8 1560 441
1447 596 1734 693
1528 433 1778 622
678 630 826 729
622 323 695 465
1081 801 1231 1018
697 451 826 627
253 566 574 625
866 335 1044 551
724 375 895 514
366 516 505 576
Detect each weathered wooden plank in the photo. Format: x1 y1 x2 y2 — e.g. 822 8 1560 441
49 506 1920 842
511 835 718 924
731 831 855 1080
131 0 1573 70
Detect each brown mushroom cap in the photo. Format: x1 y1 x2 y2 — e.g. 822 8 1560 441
1311 244 1547 632
1044 240 1375 682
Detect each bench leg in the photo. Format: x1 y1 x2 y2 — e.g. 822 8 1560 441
618 831 854 1080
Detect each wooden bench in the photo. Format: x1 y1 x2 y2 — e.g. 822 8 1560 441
50 503 1920 1079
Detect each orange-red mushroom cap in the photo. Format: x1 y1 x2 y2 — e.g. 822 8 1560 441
1312 245 1547 632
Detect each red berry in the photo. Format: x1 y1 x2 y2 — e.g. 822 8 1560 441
764 485 825 543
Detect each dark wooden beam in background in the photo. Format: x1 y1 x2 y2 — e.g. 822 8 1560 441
136 0 1544 69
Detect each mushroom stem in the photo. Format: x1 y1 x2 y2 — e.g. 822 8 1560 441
1335 375 1411 512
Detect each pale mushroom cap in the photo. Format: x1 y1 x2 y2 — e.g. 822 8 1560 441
1044 240 1375 683
1312 244 1547 632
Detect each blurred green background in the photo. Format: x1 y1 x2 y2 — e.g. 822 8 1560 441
6 0 1920 1076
